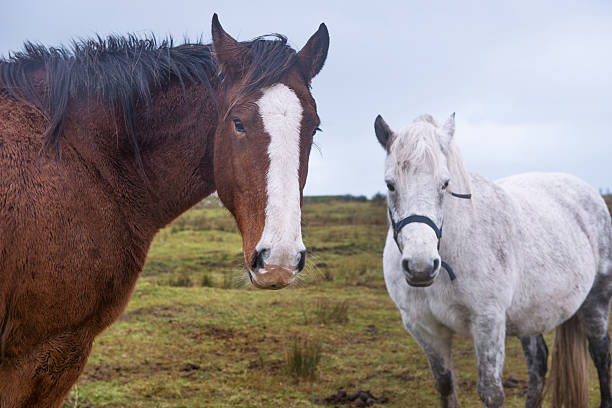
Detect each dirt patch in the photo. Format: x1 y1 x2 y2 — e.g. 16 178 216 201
315 390 388 407
82 363 118 382
181 362 201 372
179 362 202 378
175 322 236 342
203 324 235 340
82 359 203 383
120 305 176 322
503 375 529 390
503 375 528 397
355 281 386 289
364 325 378 336
459 378 477 391
394 369 415 381
81 362 145 383
247 358 284 373
142 261 178 277
460 376 527 396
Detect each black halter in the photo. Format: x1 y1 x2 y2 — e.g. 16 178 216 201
388 191 472 282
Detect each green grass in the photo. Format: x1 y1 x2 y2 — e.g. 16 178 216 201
63 195 612 407
286 339 323 382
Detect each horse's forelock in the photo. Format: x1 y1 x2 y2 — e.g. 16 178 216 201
413 114 438 126
391 119 442 175
390 115 472 195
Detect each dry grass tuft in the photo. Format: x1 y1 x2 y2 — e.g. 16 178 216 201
314 299 350 325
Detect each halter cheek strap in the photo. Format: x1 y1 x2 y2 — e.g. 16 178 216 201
450 192 472 199
388 191 472 282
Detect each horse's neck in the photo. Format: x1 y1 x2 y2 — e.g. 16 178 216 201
66 81 219 238
135 83 219 227
441 149 476 245
441 160 509 249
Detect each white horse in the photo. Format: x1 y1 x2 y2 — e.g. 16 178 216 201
375 113 612 408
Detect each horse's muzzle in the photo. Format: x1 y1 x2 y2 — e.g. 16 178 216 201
248 247 305 289
402 257 440 287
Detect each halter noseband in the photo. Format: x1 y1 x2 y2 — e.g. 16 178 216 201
388 191 472 282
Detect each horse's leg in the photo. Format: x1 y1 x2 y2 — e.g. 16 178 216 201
519 334 548 408
588 333 612 408
578 275 612 408
472 314 506 408
403 317 458 408
0 330 92 408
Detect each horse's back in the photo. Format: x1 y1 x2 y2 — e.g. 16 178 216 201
496 172 612 334
497 172 611 257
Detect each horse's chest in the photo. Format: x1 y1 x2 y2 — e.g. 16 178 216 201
396 289 473 337
427 300 473 336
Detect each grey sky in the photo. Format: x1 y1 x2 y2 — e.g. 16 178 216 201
2 1 610 196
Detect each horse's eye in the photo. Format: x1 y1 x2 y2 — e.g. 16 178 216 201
442 180 450 190
233 118 245 133
313 127 322 137
386 182 395 192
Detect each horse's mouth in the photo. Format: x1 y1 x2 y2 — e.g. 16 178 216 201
247 269 292 290
405 277 434 287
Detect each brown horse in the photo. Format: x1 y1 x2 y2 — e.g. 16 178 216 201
0 14 328 407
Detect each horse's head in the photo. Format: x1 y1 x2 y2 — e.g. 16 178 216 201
210 15 328 289
375 113 467 287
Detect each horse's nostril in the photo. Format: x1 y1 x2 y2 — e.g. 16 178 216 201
297 250 306 273
433 259 440 272
402 259 410 273
251 248 267 271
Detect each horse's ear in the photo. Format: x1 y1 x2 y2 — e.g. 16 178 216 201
375 115 393 150
297 23 330 84
211 14 249 80
440 112 455 150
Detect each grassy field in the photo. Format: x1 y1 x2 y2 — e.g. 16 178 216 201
63 195 612 408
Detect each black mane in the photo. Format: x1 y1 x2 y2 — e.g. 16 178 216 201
0 33 297 156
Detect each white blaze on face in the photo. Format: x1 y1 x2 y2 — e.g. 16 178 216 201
255 83 305 269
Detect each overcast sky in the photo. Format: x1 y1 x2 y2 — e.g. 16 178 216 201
2 1 610 196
